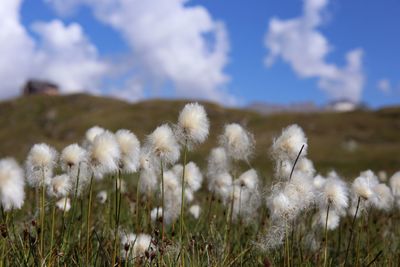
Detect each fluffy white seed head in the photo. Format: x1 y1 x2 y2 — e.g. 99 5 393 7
271 124 308 162
314 175 327 190
234 169 259 190
172 162 203 192
378 170 387 182
89 132 121 179
352 170 379 200
389 171 400 198
115 129 141 173
139 168 158 196
150 207 163 223
189 204 201 219
219 123 255 162
208 172 233 202
97 190 107 204
145 124 180 166
60 144 88 170
318 175 349 214
318 209 340 230
120 233 154 260
177 102 209 147
56 197 71 212
60 144 91 196
26 143 58 187
48 174 71 198
0 158 25 211
268 191 296 220
207 147 230 177
85 126 105 146
371 183 394 211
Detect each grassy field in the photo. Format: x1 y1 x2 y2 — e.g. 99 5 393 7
0 94 399 266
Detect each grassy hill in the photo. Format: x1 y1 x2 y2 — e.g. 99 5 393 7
0 93 399 181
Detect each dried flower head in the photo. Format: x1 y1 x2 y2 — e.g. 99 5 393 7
48 174 71 198
271 124 307 162
56 197 71 212
145 124 180 166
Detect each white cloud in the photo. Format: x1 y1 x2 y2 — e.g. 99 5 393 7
264 0 365 102
0 0 107 99
377 79 391 94
47 0 234 104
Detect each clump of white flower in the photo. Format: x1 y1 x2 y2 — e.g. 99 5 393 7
349 170 379 217
207 147 230 178
172 162 203 193
208 172 233 203
0 158 25 211
97 190 107 204
219 123 255 162
56 197 71 212
189 204 201 219
317 173 349 215
318 209 340 230
84 126 105 147
115 129 141 173
371 183 394 211
26 143 58 187
60 144 91 195
89 132 121 179
162 170 182 224
150 207 163 223
145 124 180 166
47 174 71 198
271 124 307 162
389 171 400 208
121 233 154 260
138 150 158 196
176 102 209 148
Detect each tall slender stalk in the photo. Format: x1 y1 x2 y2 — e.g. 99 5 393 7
112 171 122 267
40 167 46 261
50 202 56 256
160 159 165 241
344 197 361 266
179 139 188 267
323 202 331 267
136 174 141 233
86 174 94 266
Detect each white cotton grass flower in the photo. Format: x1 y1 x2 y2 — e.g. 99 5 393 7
89 131 121 179
208 172 233 202
378 170 387 182
162 170 182 224
389 171 400 198
284 173 315 212
189 204 201 219
115 129 141 173
317 174 349 215
84 126 105 147
56 197 71 212
47 174 71 198
351 170 379 200
172 162 203 192
231 184 261 223
150 207 163 223
314 175 327 190
271 124 308 162
234 169 259 190
371 183 394 211
219 123 255 162
267 191 297 220
0 158 25 211
207 147 230 177
97 190 107 204
26 143 58 187
60 144 91 196
318 209 340 230
145 124 180 166
120 233 153 260
176 102 209 148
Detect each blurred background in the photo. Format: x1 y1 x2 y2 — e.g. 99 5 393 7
0 0 399 179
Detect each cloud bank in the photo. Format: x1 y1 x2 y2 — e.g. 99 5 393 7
47 0 234 104
0 0 107 98
264 0 365 102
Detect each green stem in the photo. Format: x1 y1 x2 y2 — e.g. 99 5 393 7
161 159 165 241
323 203 331 267
40 169 46 261
86 174 94 266
344 197 361 266
180 140 188 267
136 173 141 233
50 202 56 257
112 171 122 267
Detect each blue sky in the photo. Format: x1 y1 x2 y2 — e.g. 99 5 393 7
3 0 399 107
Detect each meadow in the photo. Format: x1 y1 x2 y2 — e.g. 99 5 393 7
0 95 399 266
